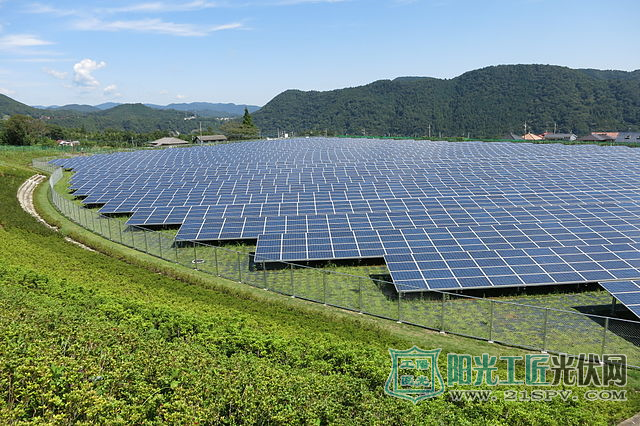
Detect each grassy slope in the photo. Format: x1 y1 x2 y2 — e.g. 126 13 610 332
0 149 638 424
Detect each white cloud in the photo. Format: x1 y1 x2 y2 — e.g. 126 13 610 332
176 94 187 99
24 3 79 16
73 17 244 37
44 68 68 79
159 89 169 95
104 1 221 13
103 84 122 97
73 58 106 87
0 34 53 50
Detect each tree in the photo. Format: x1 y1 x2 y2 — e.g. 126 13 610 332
220 108 260 140
220 120 260 140
242 107 254 127
46 124 66 140
1 114 46 146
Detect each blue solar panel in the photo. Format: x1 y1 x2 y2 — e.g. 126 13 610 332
52 138 640 301
599 281 640 318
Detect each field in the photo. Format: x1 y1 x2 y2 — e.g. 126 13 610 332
1 147 639 423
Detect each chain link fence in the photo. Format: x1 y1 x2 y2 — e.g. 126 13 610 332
35 160 640 368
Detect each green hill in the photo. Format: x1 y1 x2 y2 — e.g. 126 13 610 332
0 94 40 117
0 98 223 134
253 64 640 138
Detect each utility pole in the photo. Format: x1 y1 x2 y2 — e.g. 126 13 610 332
524 121 528 135
428 123 431 138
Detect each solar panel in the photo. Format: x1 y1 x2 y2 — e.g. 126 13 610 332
599 281 640 318
52 138 640 305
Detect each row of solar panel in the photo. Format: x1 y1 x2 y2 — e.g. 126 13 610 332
253 219 640 264
100 188 640 214
166 204 640 241
70 169 640 195
254 231 640 292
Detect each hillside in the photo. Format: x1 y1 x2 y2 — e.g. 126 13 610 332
147 102 261 117
33 101 261 117
0 98 223 134
45 103 220 133
34 104 101 113
253 65 640 137
0 94 40 117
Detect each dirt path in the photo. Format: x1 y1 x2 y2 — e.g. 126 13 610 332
18 174 95 252
620 413 640 426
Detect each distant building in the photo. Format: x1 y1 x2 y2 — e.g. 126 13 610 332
543 133 577 141
522 132 543 141
507 133 524 141
57 140 80 146
592 131 619 139
579 134 615 142
148 137 190 147
615 132 640 144
193 135 227 143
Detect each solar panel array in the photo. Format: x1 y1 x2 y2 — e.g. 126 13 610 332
52 138 640 318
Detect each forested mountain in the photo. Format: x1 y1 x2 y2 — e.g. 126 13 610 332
33 101 261 118
146 102 261 117
253 65 640 137
0 97 224 133
46 104 223 133
0 94 40 117
33 104 101 113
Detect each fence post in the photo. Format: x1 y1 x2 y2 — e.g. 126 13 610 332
290 263 295 297
214 246 219 276
488 300 495 343
600 317 609 360
143 229 149 253
118 220 123 243
440 292 446 332
158 233 163 258
194 243 198 270
358 277 363 313
542 308 549 353
262 261 268 289
237 251 242 282
397 292 402 323
174 242 179 264
323 271 327 305
107 217 112 240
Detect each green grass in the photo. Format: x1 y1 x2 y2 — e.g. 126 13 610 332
2 147 638 424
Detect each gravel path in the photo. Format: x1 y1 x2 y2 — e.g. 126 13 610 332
18 174 95 252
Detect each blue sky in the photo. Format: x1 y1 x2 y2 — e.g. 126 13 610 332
0 0 638 106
